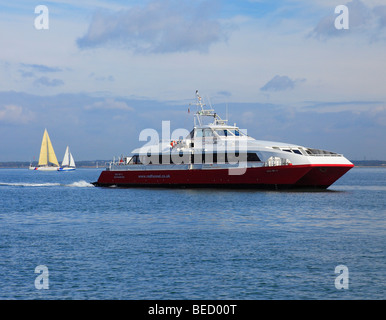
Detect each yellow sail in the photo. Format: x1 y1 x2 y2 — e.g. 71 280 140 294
38 129 48 166
37 129 59 167
46 131 59 166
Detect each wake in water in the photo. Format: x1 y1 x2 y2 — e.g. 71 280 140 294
0 180 94 188
66 180 94 188
0 182 60 187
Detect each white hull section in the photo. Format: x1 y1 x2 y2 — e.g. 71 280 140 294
29 166 59 171
58 167 76 171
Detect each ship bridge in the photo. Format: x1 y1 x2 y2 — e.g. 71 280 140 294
186 126 248 141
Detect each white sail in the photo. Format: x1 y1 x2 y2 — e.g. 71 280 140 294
61 146 70 167
69 152 75 167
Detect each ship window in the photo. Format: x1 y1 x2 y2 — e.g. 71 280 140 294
204 129 214 137
131 155 143 165
228 129 240 136
234 129 247 136
215 153 226 163
247 153 260 162
293 149 302 155
191 152 261 164
191 153 202 164
195 129 203 138
283 149 292 153
158 154 171 165
216 129 235 137
153 153 189 165
215 129 227 136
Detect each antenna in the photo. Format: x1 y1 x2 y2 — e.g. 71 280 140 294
191 90 228 126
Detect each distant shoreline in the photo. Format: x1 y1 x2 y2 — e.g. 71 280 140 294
0 161 109 169
350 160 386 167
0 160 385 169
353 166 386 168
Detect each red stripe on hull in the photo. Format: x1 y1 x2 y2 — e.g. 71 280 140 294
95 165 314 188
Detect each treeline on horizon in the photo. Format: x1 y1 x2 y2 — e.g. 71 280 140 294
0 160 385 168
0 160 109 168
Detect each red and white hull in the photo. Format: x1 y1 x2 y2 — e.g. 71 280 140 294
293 164 353 188
93 164 354 189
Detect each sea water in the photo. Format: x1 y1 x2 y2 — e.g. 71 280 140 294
0 167 384 299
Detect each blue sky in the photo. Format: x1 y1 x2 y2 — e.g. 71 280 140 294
0 0 385 161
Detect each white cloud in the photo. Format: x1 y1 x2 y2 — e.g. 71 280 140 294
85 98 134 111
77 0 230 54
0 105 35 124
310 0 386 41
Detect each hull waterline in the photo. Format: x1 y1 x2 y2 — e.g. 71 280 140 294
58 167 76 171
92 164 354 189
29 166 59 171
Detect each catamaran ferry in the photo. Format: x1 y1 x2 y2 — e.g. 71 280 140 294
93 91 353 189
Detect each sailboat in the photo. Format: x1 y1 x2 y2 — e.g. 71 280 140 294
58 146 76 171
29 129 60 171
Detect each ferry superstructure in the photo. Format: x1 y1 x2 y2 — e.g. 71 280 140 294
93 91 353 189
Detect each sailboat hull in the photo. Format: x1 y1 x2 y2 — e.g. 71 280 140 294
29 166 60 171
58 167 76 171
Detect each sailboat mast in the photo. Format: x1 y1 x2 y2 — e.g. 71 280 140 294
46 131 49 165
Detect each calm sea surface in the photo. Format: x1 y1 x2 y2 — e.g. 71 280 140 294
0 167 384 300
